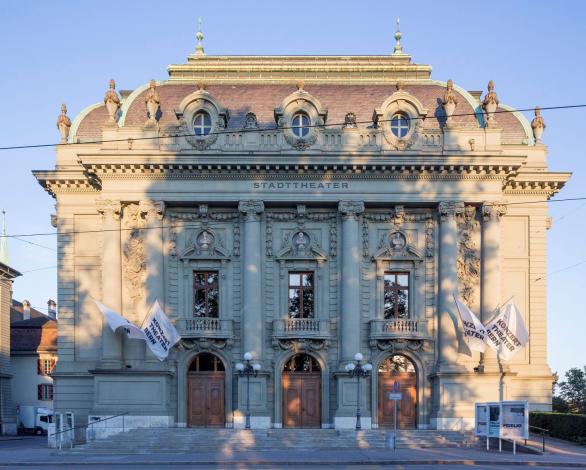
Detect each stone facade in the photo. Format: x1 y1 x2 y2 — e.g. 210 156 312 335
34 42 570 440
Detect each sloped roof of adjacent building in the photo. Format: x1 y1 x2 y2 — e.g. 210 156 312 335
11 315 57 353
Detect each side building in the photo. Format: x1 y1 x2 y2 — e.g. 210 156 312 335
34 33 570 437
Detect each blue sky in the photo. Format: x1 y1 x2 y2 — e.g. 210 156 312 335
0 0 584 378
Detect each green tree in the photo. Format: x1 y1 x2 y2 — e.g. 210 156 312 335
558 366 586 414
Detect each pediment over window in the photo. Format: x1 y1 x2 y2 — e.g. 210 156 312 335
180 229 230 260
372 230 423 261
276 230 327 261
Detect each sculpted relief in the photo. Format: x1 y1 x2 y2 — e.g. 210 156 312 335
122 204 147 304
457 206 480 305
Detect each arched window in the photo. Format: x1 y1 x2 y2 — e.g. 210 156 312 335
291 112 310 138
189 352 225 372
390 113 410 138
193 111 212 136
283 354 320 372
378 354 415 374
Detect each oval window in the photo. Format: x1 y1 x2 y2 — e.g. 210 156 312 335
390 113 410 138
292 112 310 138
193 111 212 136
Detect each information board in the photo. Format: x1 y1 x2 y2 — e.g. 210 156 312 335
474 401 528 440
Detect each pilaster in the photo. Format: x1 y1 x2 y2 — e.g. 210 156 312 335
96 200 123 369
238 200 265 360
338 201 364 362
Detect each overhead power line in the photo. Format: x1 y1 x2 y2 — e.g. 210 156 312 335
2 197 585 239
0 103 585 151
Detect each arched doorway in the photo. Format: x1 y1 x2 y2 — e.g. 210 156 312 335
282 354 321 428
378 355 417 429
187 352 225 427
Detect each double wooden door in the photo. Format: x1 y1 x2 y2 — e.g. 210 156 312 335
378 372 417 429
282 372 321 428
188 372 225 427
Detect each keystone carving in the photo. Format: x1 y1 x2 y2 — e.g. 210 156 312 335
56 104 71 143
104 79 121 125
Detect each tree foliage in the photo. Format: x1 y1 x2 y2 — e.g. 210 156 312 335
558 366 586 414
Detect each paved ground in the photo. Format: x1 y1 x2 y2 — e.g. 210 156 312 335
0 435 584 469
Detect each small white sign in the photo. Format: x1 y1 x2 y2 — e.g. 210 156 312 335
389 392 402 400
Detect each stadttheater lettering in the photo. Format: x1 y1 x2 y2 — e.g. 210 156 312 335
34 23 570 445
253 182 350 190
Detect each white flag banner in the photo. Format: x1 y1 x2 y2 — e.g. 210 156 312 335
93 299 146 340
142 300 181 361
454 297 487 353
485 302 529 360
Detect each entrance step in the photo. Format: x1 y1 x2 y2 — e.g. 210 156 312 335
67 428 475 454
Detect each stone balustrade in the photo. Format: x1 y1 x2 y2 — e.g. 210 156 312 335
178 318 234 340
368 319 429 341
272 319 331 340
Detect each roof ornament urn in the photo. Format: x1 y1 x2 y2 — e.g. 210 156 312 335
56 103 71 143
145 79 160 127
104 79 121 124
531 106 546 144
442 79 458 128
481 80 499 127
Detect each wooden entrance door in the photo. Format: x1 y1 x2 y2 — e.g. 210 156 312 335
378 372 417 429
282 372 321 428
188 372 225 427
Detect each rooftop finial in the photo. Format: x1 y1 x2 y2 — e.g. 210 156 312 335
0 210 8 265
195 17 205 56
392 18 403 55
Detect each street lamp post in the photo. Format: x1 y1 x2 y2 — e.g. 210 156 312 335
235 352 261 429
345 352 373 430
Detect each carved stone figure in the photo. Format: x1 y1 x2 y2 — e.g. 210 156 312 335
292 231 310 251
122 203 146 303
482 80 499 126
442 79 458 127
197 230 214 250
56 103 71 143
104 79 121 124
389 231 407 251
145 79 160 126
244 112 258 129
531 106 546 144
343 112 357 129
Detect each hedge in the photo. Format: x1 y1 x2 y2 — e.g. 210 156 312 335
530 412 586 445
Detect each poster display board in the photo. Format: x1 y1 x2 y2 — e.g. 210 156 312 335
474 401 529 440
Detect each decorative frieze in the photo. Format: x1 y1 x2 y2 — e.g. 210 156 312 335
457 206 480 305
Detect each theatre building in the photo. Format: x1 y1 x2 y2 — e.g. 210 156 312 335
34 30 570 437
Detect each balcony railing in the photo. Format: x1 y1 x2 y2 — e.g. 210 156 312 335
369 319 429 341
178 318 234 339
273 318 331 340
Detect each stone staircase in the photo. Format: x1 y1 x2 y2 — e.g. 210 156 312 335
68 428 475 454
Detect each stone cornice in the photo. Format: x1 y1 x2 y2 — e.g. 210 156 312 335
504 171 571 198
32 170 100 198
167 55 432 84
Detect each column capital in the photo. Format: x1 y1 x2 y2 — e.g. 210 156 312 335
239 200 264 221
481 202 507 222
96 199 122 221
338 201 365 219
438 201 464 222
139 200 165 222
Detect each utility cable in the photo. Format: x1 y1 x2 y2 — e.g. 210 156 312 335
0 103 585 151
3 197 586 239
